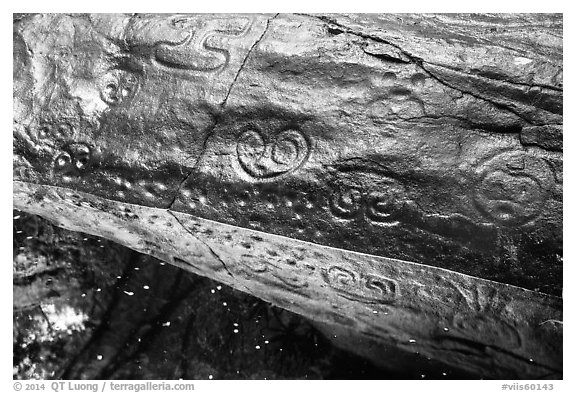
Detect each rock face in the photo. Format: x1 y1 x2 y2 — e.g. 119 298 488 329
13 14 562 378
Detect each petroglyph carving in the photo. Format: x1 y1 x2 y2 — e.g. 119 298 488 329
473 150 554 226
450 314 522 349
329 187 401 226
53 143 93 177
99 69 140 106
321 266 397 304
329 188 363 219
154 16 252 73
236 128 310 182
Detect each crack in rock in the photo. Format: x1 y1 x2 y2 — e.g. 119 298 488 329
167 15 277 210
167 210 234 278
221 14 277 108
303 14 549 126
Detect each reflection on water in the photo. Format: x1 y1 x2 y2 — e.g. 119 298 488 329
13 209 475 380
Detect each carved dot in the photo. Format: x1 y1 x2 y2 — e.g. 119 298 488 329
55 153 71 168
121 86 132 98
410 73 427 87
75 157 88 170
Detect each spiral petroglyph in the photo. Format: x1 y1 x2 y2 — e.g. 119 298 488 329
473 150 555 226
154 16 253 73
321 266 398 304
235 128 310 182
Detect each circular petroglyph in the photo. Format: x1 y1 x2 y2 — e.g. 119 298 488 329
365 186 404 227
53 142 93 177
236 128 310 182
324 266 358 289
474 150 554 226
99 69 140 106
329 188 363 220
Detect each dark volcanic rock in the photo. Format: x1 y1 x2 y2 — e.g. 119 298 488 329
13 14 563 379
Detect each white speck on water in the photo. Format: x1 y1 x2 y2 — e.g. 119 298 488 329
83 238 88 241
143 285 150 290
160 262 165 265
442 372 447 376
333 335 337 338
81 293 86 297
264 340 269 344
255 345 261 350
443 327 449 332
96 354 103 360
279 348 283 351
372 310 378 314
26 236 33 240
223 302 227 306
16 231 23 234
211 289 215 294
137 338 141 342
233 323 239 327
117 276 122 279
529 358 534 362
217 285 222 290
134 267 139 270
421 374 426 379
409 339 416 343
162 321 171 327
123 291 134 296
208 375 213 380
96 288 101 292
233 329 239 333
14 215 21 220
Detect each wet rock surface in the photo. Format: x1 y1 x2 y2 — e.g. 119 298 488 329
13 13 563 379
13 210 476 380
13 13 562 294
